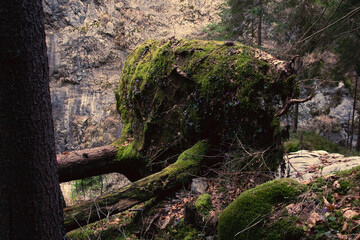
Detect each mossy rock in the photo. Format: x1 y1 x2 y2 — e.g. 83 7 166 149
264 217 305 240
195 193 213 214
115 39 296 174
217 178 305 240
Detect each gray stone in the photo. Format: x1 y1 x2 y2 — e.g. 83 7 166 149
60 172 131 206
282 81 357 148
191 177 208 194
280 150 360 181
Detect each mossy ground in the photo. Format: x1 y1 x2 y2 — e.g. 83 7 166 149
285 131 360 156
195 193 213 214
67 164 360 240
216 166 360 240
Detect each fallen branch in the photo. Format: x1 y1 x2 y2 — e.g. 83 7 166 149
275 80 325 117
57 144 141 182
64 141 208 232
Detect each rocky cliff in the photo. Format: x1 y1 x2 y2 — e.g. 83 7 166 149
44 0 358 153
43 0 222 152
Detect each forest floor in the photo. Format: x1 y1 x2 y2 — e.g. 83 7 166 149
66 149 360 240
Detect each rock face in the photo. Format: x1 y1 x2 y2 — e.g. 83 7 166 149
43 0 222 152
60 172 131 206
283 81 358 147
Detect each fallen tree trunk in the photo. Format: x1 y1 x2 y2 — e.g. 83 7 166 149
57 145 142 182
64 141 208 232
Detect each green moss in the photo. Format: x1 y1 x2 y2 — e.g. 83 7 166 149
285 131 359 156
335 165 360 178
264 216 305 240
336 179 353 194
217 178 305 240
195 193 213 214
310 177 326 192
66 227 95 240
166 220 199 240
167 141 209 182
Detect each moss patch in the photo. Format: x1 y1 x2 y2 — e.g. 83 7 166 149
285 131 359 156
217 178 305 240
264 216 305 240
166 220 199 240
195 193 213 214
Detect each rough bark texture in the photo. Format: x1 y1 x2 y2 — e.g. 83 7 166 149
64 141 208 232
0 1 64 239
58 145 132 182
350 77 358 150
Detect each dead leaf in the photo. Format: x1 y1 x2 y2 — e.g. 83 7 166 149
343 210 358 220
323 196 336 211
160 216 172 229
336 233 348 239
308 212 321 228
286 203 302 216
342 221 348 232
323 174 336 180
354 234 360 240
332 180 341 190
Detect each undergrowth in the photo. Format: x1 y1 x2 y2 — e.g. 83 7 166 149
285 131 360 156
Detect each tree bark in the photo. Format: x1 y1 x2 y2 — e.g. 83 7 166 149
0 1 64 239
293 103 299 133
257 0 263 46
58 145 142 182
350 77 358 150
356 115 360 152
64 141 208 232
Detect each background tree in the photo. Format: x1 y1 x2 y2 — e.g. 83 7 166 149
330 0 360 150
206 0 360 143
0 1 64 239
226 0 270 45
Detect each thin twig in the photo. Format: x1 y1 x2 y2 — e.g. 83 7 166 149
288 6 360 53
275 80 326 117
234 214 267 237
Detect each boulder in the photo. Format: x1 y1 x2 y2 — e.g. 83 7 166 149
115 39 297 173
217 178 305 240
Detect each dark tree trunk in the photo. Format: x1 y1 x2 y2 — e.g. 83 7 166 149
257 0 263 46
356 75 360 151
356 115 360 152
293 103 299 133
350 77 358 150
0 1 64 239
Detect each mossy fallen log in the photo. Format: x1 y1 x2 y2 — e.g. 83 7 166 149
57 144 142 182
115 39 297 173
63 141 208 232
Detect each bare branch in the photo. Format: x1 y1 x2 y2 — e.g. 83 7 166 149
288 6 360 53
275 80 326 117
